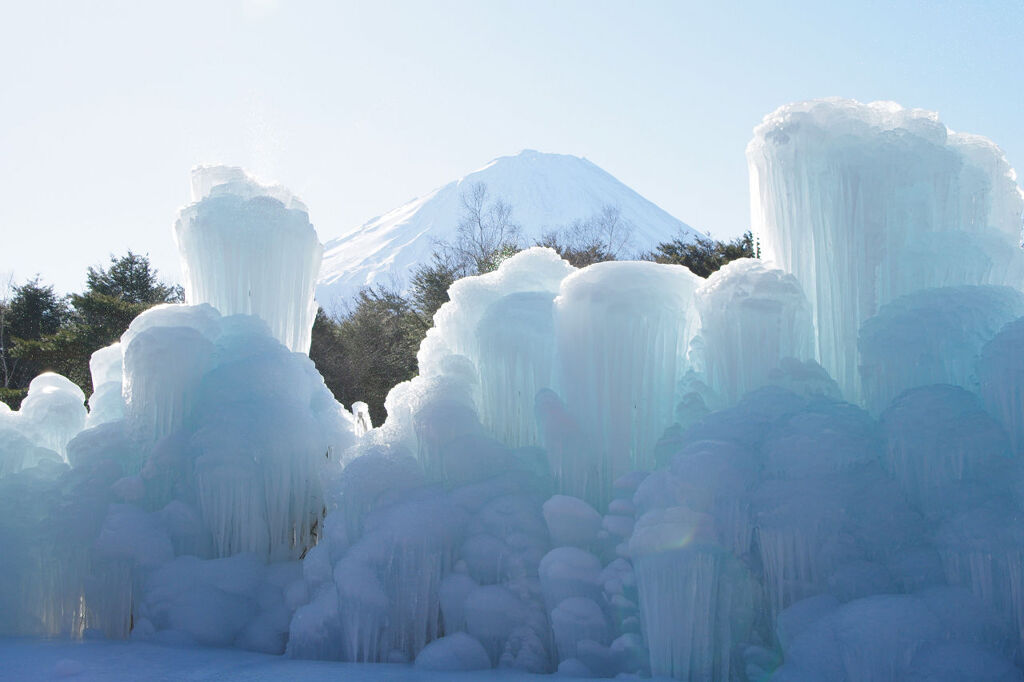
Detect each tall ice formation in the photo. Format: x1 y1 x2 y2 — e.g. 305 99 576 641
174 166 323 354
748 98 1024 397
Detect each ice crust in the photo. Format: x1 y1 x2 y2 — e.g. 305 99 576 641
4 99 1024 680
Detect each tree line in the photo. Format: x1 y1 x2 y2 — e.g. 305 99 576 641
1 185 754 422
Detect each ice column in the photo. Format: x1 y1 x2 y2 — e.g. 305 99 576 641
85 343 125 428
475 291 557 447
174 166 324 354
693 259 814 404
554 261 700 507
748 99 1024 397
629 507 754 681
121 305 219 443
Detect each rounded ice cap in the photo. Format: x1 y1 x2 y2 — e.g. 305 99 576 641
189 165 307 211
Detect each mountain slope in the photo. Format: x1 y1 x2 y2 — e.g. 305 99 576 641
316 150 699 306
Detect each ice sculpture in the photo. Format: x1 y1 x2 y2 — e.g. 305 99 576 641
6 99 1024 681
15 373 87 458
174 166 323 354
85 343 125 427
122 305 218 443
629 507 755 681
418 247 573 446
476 291 557 447
749 98 1024 397
693 258 814 404
0 166 357 643
553 261 700 506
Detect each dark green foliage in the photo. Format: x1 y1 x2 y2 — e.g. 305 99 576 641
647 230 756 278
0 387 27 410
7 278 70 340
477 243 521 274
409 254 462 324
0 253 181 408
13 294 152 390
1 277 71 391
85 251 184 304
309 290 426 426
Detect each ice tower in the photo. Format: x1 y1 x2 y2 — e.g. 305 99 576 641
174 166 324 354
748 99 1024 397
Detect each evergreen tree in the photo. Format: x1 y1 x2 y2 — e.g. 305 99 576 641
84 251 183 304
8 253 182 402
409 254 462 324
1 277 70 393
309 289 425 426
647 230 756 278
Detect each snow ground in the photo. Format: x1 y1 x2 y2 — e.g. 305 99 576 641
0 638 627 681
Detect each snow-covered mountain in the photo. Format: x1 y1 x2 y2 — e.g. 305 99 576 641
316 150 699 306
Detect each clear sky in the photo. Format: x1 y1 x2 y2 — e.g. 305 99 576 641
2 0 1023 294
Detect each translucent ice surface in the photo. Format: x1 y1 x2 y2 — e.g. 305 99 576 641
749 98 1024 397
174 166 323 354
553 261 700 505
693 258 814 404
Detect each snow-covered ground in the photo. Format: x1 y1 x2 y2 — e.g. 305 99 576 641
0 638 625 681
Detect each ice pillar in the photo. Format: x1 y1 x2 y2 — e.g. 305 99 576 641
173 166 324 354
747 99 1024 397
553 261 699 507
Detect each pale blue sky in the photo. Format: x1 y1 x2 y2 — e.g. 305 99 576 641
2 0 1022 293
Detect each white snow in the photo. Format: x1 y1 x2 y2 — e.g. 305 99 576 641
316 150 699 306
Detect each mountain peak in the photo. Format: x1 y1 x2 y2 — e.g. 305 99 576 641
316 153 698 307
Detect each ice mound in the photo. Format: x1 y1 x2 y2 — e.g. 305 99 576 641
693 258 814 404
0 167 357 643
414 632 491 671
880 385 1013 517
859 286 1024 413
749 98 1024 398
979 317 1024 454
175 165 323 354
0 305 356 639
